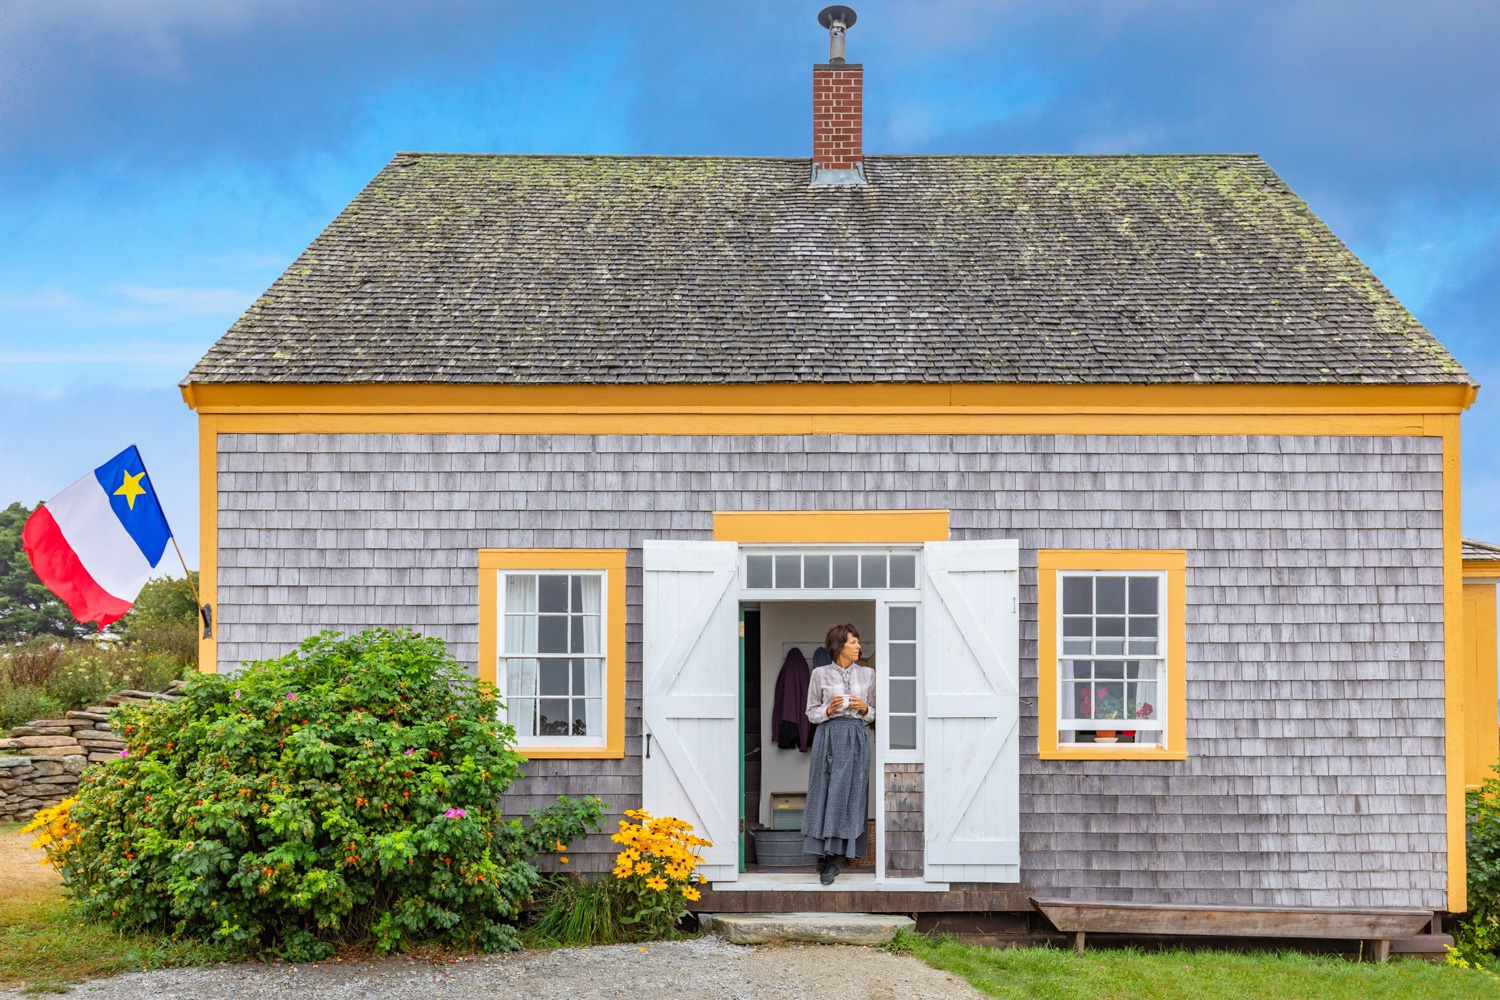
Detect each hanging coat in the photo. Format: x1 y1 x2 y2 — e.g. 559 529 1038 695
771 647 815 751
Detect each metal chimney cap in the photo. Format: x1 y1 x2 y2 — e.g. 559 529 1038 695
817 5 857 30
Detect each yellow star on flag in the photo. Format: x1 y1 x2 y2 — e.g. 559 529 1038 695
114 470 148 510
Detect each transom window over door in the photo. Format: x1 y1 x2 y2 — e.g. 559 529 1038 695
477 550 627 759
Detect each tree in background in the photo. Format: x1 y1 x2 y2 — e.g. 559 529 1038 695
111 573 199 664
0 501 89 641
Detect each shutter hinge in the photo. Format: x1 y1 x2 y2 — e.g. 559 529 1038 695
739 620 745 638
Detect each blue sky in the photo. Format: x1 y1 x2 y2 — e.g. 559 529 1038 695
2 0 1498 566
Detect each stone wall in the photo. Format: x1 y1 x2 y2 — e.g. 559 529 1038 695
0 681 184 822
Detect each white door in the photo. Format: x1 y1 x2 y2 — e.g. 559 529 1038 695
922 539 1021 882
641 540 740 881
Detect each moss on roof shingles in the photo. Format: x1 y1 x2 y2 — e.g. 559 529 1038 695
186 153 1472 386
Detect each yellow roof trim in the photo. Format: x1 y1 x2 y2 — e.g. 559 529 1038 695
714 510 949 544
182 381 1478 414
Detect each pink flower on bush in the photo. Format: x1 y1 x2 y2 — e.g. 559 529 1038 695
443 808 467 819
285 692 296 701
119 748 129 758
232 690 242 700
404 748 415 756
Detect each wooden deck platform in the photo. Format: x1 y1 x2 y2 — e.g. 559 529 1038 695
1032 897 1436 962
695 879 1034 914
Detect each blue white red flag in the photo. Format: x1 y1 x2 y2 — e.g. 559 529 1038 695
21 446 174 628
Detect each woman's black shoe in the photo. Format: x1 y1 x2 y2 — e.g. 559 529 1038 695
814 854 830 875
820 857 840 885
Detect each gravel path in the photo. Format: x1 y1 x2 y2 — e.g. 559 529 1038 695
31 937 986 999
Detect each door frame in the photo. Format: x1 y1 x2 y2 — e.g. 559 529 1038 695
735 542 929 884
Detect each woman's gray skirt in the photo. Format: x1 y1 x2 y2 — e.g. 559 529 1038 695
801 717 871 859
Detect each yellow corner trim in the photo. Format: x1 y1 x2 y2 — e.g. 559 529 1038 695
477 549 628 760
1442 416 1467 911
1462 563 1500 580
197 414 218 674
1036 549 1189 761
714 509 949 543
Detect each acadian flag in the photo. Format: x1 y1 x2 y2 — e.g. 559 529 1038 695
21 445 174 629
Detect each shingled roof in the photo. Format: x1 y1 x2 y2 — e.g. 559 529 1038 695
186 153 1471 386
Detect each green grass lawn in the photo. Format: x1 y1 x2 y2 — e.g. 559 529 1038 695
904 933 1500 1000
0 822 234 995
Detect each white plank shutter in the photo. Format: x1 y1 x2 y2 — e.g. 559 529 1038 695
922 539 1021 882
642 540 740 882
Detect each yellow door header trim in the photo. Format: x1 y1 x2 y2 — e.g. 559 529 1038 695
713 510 950 543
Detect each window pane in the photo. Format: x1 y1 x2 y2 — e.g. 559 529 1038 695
1096 576 1126 614
1063 640 1091 656
570 659 586 695
889 606 917 641
1128 639 1159 655
583 658 604 696
890 679 916 713
1095 639 1124 655
889 644 916 676
1093 681 1126 719
1064 681 1091 719
1132 661 1158 680
538 615 569 653
804 555 831 588
582 697 604 736
503 614 537 655
1096 616 1126 637
504 658 537 696
570 699 590 736
861 555 887 588
832 555 860 588
538 700 569 736
774 555 801 588
504 574 537 613
539 575 569 613
1095 660 1125 679
539 660 569 695
747 555 773 588
570 574 583 612
1131 683 1158 717
1060 658 1086 681
506 698 536 736
1062 616 1092 637
889 716 916 750
889 554 917 589
1128 615 1158 638
1128 576 1158 615
1062 576 1092 615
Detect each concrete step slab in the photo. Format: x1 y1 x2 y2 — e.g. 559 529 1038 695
701 911 916 946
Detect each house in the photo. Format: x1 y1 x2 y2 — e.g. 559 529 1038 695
182 13 1480 922
1463 538 1500 789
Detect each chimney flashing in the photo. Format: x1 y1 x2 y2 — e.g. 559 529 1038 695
810 163 868 188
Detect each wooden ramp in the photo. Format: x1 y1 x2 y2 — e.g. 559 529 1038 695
1032 898 1435 962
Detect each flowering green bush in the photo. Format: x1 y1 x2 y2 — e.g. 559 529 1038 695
49 628 602 961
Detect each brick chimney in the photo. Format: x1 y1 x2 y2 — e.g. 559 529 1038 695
812 6 865 186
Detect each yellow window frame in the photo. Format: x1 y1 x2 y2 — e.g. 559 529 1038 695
1037 549 1188 761
478 549 627 759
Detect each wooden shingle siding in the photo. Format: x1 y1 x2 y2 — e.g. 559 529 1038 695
885 763 924 878
214 432 1446 908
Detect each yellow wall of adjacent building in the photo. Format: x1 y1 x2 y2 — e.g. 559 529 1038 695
1464 581 1500 789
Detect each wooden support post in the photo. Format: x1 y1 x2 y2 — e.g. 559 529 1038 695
1364 939 1390 963
1072 930 1085 956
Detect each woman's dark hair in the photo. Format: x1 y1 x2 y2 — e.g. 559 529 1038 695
825 623 861 664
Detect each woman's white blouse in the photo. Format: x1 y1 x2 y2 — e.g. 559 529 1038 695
805 662 876 723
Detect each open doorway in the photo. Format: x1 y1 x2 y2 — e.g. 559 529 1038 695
742 600 878 878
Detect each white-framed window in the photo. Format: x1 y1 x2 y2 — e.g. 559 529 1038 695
1057 571 1166 747
886 603 920 755
499 570 607 747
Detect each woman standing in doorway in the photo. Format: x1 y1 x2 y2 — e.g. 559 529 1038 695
802 623 875 884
